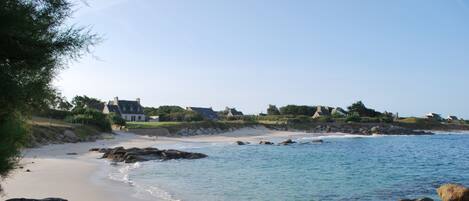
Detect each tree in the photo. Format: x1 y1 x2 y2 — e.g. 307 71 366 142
347 101 381 117
0 0 97 188
71 95 102 111
267 105 280 115
279 105 316 116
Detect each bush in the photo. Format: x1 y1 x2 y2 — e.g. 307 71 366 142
315 116 334 123
0 115 28 178
108 112 126 127
33 108 72 120
346 112 362 123
287 115 313 124
66 108 111 132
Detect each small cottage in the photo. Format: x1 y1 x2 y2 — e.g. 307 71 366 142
225 107 244 116
103 97 146 122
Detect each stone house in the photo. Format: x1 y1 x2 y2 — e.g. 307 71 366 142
313 106 331 119
103 97 145 122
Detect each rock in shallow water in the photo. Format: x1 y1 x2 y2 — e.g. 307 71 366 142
92 147 207 163
6 198 68 201
278 139 296 145
235 141 249 145
437 184 469 201
259 140 274 145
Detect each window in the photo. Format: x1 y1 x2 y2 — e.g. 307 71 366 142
138 116 141 120
131 116 136 121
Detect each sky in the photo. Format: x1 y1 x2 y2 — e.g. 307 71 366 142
56 0 469 118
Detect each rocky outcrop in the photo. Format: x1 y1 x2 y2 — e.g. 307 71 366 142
399 198 434 201
235 141 249 145
437 184 469 201
267 123 432 135
6 198 68 201
278 139 296 145
92 147 207 163
259 140 274 145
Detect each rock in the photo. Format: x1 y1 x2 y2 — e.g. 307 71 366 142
278 139 296 145
6 198 68 201
99 147 207 163
25 169 31 172
235 141 249 145
370 126 380 134
437 184 469 201
259 140 274 145
89 148 100 152
399 198 434 201
312 139 324 143
66 153 77 155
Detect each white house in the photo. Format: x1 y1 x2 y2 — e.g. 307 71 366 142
103 97 146 122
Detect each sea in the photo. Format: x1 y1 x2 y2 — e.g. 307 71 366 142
106 132 469 201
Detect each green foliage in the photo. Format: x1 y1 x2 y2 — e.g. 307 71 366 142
66 108 111 132
0 115 28 177
315 116 333 123
71 95 102 111
279 105 316 116
34 108 72 120
345 112 362 122
108 112 126 127
287 115 313 124
0 0 97 186
267 105 281 115
144 106 187 121
347 101 381 117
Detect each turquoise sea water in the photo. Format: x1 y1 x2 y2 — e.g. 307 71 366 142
110 133 469 201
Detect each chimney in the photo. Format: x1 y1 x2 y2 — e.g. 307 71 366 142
136 98 140 104
113 97 119 105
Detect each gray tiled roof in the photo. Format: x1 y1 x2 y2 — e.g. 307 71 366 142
188 107 219 120
105 100 144 115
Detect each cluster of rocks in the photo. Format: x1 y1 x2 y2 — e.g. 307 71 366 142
236 139 324 146
175 127 240 136
90 147 207 163
6 198 67 201
299 124 431 135
28 126 104 148
399 183 469 201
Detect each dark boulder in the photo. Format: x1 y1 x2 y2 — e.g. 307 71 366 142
6 198 68 201
235 141 249 145
278 139 296 145
99 147 207 163
259 140 274 145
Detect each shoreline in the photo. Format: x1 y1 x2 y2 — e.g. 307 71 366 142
2 128 468 201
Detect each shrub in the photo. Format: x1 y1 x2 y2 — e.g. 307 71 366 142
0 115 28 178
315 116 334 123
33 108 72 120
346 112 362 123
66 108 111 132
108 113 126 127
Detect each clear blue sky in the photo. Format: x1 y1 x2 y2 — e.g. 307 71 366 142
56 0 469 118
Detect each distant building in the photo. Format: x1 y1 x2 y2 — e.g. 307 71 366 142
313 106 332 119
331 107 347 116
425 113 442 121
103 97 145 122
148 116 159 122
447 116 459 121
187 107 219 120
225 107 243 116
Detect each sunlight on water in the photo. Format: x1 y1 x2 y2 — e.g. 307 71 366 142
109 134 469 201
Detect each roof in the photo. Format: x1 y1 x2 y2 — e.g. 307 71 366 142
331 107 347 115
106 104 121 115
188 107 219 120
117 100 144 114
226 108 243 116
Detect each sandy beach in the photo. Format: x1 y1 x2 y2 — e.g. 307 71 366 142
1 127 330 201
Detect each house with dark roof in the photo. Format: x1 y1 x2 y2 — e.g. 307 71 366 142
187 107 219 120
225 107 244 116
103 97 145 122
